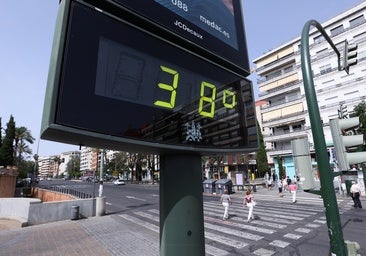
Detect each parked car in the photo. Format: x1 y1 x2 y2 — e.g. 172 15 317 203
113 179 125 185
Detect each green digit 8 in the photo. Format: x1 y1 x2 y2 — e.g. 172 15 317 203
154 65 178 109
223 89 236 109
198 81 216 118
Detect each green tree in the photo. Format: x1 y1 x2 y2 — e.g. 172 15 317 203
17 160 35 179
256 121 269 177
14 126 35 164
108 151 128 177
0 115 15 166
66 154 81 178
277 156 285 179
352 101 366 150
146 154 158 183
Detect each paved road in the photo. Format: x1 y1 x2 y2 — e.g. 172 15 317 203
0 187 365 255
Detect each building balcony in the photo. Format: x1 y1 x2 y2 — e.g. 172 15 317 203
258 79 302 100
257 67 297 87
256 52 296 75
266 147 293 157
262 110 307 127
264 127 309 143
261 94 304 112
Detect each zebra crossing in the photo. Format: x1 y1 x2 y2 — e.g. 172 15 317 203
118 195 352 256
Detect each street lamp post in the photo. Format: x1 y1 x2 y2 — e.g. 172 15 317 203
301 19 347 255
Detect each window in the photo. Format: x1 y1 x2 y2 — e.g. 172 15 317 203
320 64 332 75
350 15 365 28
314 35 324 44
316 48 328 59
354 31 366 41
330 25 344 37
292 124 302 131
283 65 294 74
266 70 282 80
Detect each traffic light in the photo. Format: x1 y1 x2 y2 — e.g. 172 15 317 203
343 40 358 74
330 117 366 171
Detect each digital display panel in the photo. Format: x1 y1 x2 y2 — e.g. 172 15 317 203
41 0 258 154
108 0 250 75
95 37 238 119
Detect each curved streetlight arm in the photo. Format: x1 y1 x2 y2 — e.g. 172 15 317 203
301 20 347 256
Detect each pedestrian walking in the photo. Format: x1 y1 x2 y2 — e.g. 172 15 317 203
278 179 283 197
282 177 288 191
219 189 232 220
286 176 292 188
288 181 297 203
264 171 270 190
350 181 363 208
267 177 273 190
243 188 255 222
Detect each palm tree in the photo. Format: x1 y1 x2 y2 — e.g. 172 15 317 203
14 126 35 164
53 156 62 178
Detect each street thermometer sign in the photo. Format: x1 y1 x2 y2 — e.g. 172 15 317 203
41 0 257 154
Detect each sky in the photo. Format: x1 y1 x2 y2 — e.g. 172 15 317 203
0 0 364 158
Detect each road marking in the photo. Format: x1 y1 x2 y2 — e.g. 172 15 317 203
305 223 321 228
119 214 159 232
313 220 327 224
126 196 146 201
284 233 302 240
295 227 312 233
270 240 290 248
204 210 287 229
204 202 304 221
205 244 229 256
205 231 248 249
204 216 275 234
204 222 264 241
253 248 275 256
135 211 159 222
148 209 159 214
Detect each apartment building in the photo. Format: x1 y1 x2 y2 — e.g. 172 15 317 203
254 2 366 179
38 151 80 178
80 147 93 173
38 156 56 178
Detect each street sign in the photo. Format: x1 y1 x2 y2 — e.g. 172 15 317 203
41 0 258 154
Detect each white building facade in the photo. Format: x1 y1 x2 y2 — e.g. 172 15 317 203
254 2 366 178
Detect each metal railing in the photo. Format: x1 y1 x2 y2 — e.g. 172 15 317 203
36 185 93 199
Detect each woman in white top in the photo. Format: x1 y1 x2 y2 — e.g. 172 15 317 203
220 189 232 220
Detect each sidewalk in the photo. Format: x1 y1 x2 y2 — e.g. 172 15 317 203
0 219 23 231
0 215 159 256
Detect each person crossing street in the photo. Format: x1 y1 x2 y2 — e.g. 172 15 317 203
288 181 297 203
220 189 232 220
